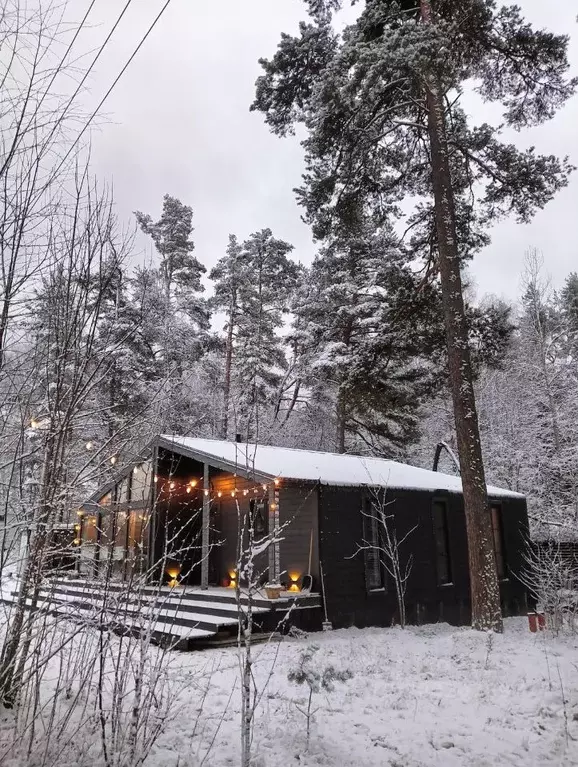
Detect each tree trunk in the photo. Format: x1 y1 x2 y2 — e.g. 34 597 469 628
222 309 234 439
336 395 346 454
421 0 502 632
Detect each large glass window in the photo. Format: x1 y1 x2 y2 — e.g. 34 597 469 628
118 475 131 504
131 462 152 505
79 515 98 575
127 510 149 576
432 500 452 585
249 498 268 539
490 505 507 579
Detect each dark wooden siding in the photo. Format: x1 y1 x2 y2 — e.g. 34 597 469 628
211 474 269 585
279 483 319 586
318 485 529 629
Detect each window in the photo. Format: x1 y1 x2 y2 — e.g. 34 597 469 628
362 498 385 591
249 498 268 539
131 462 152 504
490 505 507 579
432 500 452 585
117 475 132 504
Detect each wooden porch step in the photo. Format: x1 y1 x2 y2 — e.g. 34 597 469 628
1 577 322 649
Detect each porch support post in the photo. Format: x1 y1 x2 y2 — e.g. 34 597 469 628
201 462 210 589
268 484 280 582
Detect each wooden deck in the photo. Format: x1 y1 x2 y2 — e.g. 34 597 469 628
1 577 322 649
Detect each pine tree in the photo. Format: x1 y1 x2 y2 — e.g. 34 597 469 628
231 229 300 441
252 0 576 631
209 234 247 438
134 196 212 433
135 194 209 368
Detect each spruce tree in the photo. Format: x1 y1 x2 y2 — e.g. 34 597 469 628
292 224 446 455
252 0 576 630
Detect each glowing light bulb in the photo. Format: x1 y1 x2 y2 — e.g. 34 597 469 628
262 484 267 491
110 455 117 465
169 481 175 490
190 479 198 488
85 441 93 450
243 489 249 496
231 490 236 497
186 487 191 494
217 491 222 498
154 475 158 483
204 489 209 497
274 478 280 486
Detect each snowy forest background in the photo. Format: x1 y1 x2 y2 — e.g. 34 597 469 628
4 189 575 541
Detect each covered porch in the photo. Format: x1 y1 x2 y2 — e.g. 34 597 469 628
78 437 318 594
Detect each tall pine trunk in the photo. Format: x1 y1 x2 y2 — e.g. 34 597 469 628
421 0 502 632
222 309 234 439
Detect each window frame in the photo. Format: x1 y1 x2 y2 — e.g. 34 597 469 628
362 496 386 593
432 497 453 586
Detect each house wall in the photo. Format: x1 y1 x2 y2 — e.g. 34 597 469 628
318 485 529 629
210 473 270 585
278 483 319 587
212 477 320 588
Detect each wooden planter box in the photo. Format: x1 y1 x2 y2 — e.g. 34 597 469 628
265 585 282 600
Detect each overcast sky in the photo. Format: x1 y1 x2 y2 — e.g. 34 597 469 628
84 0 577 303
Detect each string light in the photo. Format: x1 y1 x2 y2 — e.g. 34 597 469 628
137 474 277 502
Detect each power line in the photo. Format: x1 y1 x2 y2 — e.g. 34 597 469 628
54 0 175 179
0 0 99 180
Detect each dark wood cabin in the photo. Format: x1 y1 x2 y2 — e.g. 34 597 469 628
79 435 530 630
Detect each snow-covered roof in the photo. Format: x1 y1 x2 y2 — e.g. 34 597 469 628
159 435 523 499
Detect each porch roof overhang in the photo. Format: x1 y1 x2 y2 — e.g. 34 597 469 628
155 435 275 485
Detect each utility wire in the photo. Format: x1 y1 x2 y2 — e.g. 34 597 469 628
0 0 99 180
54 0 175 179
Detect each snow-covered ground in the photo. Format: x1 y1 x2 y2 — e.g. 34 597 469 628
147 617 578 767
1 616 577 766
